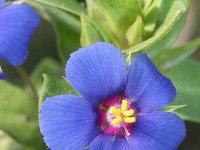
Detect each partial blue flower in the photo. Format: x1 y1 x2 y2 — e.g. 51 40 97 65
0 0 5 6
0 1 40 66
40 42 186 150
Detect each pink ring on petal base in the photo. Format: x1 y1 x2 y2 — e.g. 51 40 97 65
98 96 137 137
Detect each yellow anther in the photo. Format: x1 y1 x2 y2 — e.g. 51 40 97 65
109 106 121 116
109 100 136 126
124 117 136 123
122 109 135 117
121 100 128 112
111 116 123 125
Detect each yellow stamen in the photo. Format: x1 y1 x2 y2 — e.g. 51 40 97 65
111 116 123 125
121 100 128 112
122 109 135 117
124 117 136 123
109 106 121 116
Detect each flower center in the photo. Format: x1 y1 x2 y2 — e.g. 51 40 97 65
109 100 136 125
98 96 136 137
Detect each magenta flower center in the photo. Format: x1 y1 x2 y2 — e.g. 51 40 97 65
98 96 136 136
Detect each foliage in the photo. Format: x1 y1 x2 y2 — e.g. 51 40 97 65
0 0 200 149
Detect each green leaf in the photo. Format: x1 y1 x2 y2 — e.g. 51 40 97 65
0 113 44 149
123 0 186 55
162 105 187 112
28 0 81 62
39 74 77 110
165 59 200 123
49 10 81 62
154 38 200 70
147 0 189 57
157 0 173 26
0 81 45 149
80 14 104 47
34 0 86 16
0 81 37 119
142 0 162 37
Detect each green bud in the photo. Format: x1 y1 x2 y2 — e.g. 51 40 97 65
126 15 144 46
86 0 141 49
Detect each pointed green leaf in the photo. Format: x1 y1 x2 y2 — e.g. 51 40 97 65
154 38 200 70
80 14 104 47
162 105 187 112
39 74 77 110
157 0 189 31
126 15 144 46
166 59 200 123
123 0 186 55
34 0 86 16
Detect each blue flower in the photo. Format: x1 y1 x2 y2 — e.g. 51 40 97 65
0 0 40 66
40 42 186 150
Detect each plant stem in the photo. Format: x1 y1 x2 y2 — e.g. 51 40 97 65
15 66 39 100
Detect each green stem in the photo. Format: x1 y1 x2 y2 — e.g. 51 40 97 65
15 66 39 100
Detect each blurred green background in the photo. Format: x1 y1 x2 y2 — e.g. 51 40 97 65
177 0 200 149
0 0 200 149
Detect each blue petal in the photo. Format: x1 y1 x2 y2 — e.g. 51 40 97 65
0 0 5 6
0 71 6 79
125 53 176 112
0 73 6 79
40 95 100 150
66 42 126 104
0 4 40 66
89 134 133 150
127 112 186 150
